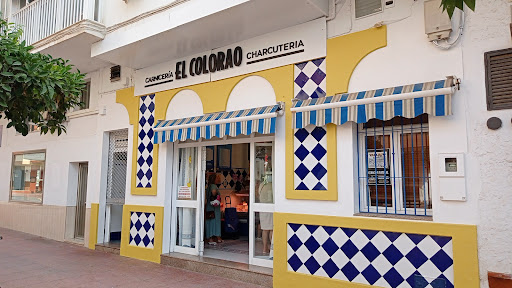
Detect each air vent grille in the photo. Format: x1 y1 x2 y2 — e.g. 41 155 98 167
110 65 121 82
355 0 382 19
485 48 512 110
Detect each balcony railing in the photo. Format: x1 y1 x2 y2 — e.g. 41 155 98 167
10 0 99 46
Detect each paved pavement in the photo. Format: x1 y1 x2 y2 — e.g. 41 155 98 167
0 228 263 288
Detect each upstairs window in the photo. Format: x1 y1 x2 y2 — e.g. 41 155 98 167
485 48 512 110
358 114 431 216
79 81 91 110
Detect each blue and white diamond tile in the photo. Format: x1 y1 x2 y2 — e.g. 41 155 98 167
294 58 326 100
129 212 155 248
287 224 454 288
294 125 327 190
136 94 155 188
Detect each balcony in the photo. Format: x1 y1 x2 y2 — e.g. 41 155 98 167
7 0 108 73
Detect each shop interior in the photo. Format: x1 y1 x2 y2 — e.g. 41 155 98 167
203 143 273 264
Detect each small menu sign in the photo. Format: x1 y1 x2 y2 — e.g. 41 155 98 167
178 186 192 200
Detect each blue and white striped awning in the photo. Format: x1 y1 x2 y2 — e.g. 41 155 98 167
291 78 458 129
153 104 282 144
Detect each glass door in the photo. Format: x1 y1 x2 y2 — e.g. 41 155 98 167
171 146 202 254
249 142 274 268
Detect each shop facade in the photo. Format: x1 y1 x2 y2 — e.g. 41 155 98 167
1 0 511 287
103 17 479 287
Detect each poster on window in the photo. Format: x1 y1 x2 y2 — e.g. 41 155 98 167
367 150 391 185
178 186 192 200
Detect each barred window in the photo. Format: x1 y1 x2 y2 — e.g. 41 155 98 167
358 114 431 216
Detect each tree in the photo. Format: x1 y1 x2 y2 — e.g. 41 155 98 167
441 0 476 18
0 17 85 136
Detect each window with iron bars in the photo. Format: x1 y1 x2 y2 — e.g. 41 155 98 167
357 114 431 216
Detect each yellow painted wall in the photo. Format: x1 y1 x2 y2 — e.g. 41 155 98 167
88 203 99 249
154 65 293 119
274 213 479 288
326 26 387 96
120 205 164 263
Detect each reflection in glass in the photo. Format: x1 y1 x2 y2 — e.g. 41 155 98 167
254 212 273 259
255 143 273 204
11 152 45 203
177 147 197 200
176 207 196 248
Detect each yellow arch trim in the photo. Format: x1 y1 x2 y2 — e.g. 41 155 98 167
155 65 292 121
327 26 387 95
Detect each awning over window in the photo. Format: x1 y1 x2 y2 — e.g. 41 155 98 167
153 103 283 144
291 77 458 129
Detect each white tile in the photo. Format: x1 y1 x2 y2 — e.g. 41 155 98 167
371 232 392 252
330 228 350 247
295 245 313 263
417 236 440 258
417 260 442 280
371 254 393 276
393 258 416 280
331 249 350 268
351 251 371 272
312 247 330 266
394 234 416 256
350 230 370 250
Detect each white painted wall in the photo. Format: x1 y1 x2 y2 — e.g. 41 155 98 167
0 65 133 245
460 0 512 285
165 90 203 120
226 76 277 111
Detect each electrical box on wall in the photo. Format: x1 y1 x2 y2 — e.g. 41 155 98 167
438 153 467 201
424 0 452 41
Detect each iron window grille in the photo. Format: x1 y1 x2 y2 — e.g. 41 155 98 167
106 129 128 204
357 114 432 216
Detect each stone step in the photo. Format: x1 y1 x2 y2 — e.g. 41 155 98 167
95 243 120 255
161 252 273 287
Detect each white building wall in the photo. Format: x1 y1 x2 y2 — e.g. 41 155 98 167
0 65 134 241
462 0 512 285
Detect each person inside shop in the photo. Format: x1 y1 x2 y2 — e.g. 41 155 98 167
205 173 222 245
258 170 273 256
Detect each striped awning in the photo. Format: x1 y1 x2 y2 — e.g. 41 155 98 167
292 78 457 129
153 104 282 144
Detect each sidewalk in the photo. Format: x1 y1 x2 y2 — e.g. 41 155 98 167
0 228 264 288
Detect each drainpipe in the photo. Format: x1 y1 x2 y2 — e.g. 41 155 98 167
326 0 336 21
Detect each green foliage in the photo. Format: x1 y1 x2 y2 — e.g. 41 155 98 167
0 17 85 136
441 0 476 18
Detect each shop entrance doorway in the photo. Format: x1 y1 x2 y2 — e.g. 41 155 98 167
101 129 128 250
170 137 275 268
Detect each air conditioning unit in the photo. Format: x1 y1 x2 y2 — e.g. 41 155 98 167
424 0 452 41
355 0 383 19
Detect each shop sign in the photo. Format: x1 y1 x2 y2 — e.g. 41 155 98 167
134 18 326 96
367 150 391 185
178 186 192 200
